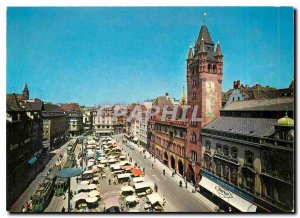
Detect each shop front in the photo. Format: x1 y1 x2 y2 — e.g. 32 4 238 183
199 172 257 212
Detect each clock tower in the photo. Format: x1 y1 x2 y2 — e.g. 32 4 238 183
185 24 223 184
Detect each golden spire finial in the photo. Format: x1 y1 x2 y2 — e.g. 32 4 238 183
181 86 187 105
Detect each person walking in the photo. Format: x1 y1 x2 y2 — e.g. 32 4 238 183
61 207 66 212
163 195 166 206
108 178 111 185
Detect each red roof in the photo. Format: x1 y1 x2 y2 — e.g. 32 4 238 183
131 168 143 177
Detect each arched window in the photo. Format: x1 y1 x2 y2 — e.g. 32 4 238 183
190 150 198 162
191 132 197 142
205 140 211 150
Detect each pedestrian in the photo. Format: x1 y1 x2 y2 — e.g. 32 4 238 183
152 164 154 169
108 178 111 185
185 181 188 188
163 195 166 206
62 207 66 212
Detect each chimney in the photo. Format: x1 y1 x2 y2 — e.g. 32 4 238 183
237 80 241 88
233 81 237 89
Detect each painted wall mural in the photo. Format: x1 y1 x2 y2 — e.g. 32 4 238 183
205 81 216 117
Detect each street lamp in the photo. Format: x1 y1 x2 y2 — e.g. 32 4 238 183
57 167 84 212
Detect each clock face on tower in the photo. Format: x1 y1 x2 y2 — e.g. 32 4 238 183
205 81 216 118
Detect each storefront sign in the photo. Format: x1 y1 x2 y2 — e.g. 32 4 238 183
202 171 254 201
215 185 233 198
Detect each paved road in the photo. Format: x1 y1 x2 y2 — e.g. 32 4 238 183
114 134 211 212
9 139 75 212
45 141 84 212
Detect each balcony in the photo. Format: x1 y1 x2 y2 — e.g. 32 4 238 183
262 138 294 151
261 169 293 185
213 153 240 166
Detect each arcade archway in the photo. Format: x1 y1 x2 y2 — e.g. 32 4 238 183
171 155 176 171
163 151 168 166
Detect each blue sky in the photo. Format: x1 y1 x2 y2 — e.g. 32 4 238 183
7 7 294 106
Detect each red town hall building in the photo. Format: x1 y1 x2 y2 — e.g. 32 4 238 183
185 24 223 184
148 23 223 185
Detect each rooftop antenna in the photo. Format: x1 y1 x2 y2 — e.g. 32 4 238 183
203 12 207 25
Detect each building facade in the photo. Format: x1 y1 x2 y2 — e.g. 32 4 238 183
199 99 294 212
82 109 93 132
92 106 114 137
149 118 187 176
6 92 44 207
42 103 67 149
60 103 83 137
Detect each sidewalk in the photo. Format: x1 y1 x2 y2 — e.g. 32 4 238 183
128 140 217 212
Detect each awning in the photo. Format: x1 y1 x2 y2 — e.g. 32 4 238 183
131 168 143 177
87 145 96 149
104 197 120 209
83 170 94 175
133 177 145 184
80 181 89 185
121 186 134 192
87 184 97 190
119 161 131 166
73 193 89 202
147 193 163 205
108 159 117 163
121 165 133 171
113 166 121 170
87 140 96 145
77 184 90 191
86 153 95 158
199 176 257 212
117 173 131 179
28 156 37 165
86 197 98 203
134 182 153 190
89 190 100 197
97 164 105 168
126 195 138 203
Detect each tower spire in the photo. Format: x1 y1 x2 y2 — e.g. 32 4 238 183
199 38 207 54
187 45 193 60
215 41 223 57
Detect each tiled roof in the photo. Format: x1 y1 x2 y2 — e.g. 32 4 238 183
6 94 24 111
59 103 81 112
22 99 43 111
154 96 174 110
196 25 214 45
203 116 277 137
44 103 64 112
222 97 294 111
